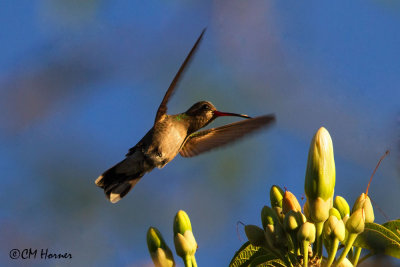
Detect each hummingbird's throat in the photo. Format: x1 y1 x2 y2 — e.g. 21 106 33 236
213 111 251 119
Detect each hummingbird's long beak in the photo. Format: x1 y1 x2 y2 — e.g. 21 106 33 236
213 110 251 119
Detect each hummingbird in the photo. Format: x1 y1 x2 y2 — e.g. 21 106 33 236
95 29 275 203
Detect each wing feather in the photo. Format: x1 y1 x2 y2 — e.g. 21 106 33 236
154 29 206 123
179 115 275 157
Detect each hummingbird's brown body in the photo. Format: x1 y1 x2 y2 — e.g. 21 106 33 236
95 29 276 203
95 115 189 203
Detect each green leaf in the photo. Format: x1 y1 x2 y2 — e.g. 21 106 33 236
229 242 261 267
353 222 400 259
382 219 400 241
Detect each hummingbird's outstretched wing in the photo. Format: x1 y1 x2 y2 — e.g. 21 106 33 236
179 115 276 157
154 28 206 124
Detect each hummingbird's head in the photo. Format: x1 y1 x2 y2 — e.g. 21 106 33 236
186 101 216 119
185 101 251 132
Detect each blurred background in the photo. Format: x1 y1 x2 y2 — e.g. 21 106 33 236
0 0 399 266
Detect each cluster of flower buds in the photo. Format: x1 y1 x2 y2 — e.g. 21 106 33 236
335 193 375 266
242 127 375 267
146 210 198 267
245 185 317 267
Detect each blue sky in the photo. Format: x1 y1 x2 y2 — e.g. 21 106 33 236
1 1 399 266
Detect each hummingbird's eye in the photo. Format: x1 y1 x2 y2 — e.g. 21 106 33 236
201 104 210 110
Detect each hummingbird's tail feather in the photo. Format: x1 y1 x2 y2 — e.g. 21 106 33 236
105 179 141 203
95 156 152 203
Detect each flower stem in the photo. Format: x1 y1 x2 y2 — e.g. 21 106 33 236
191 255 198 267
286 232 295 252
290 233 299 255
335 233 357 266
184 255 192 267
301 240 309 267
352 247 362 266
325 238 339 267
313 222 324 259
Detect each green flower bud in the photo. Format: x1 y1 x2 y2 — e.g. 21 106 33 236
152 249 176 267
270 185 284 208
297 222 316 243
173 210 192 236
334 196 350 219
147 227 165 253
174 231 197 258
245 225 266 247
304 127 336 202
306 197 331 223
261 206 279 229
304 127 336 259
298 222 316 267
323 216 346 267
284 210 305 232
346 209 365 234
329 207 341 220
270 186 285 222
333 196 350 218
352 193 374 223
282 190 302 214
147 227 175 267
173 210 197 258
323 215 345 242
